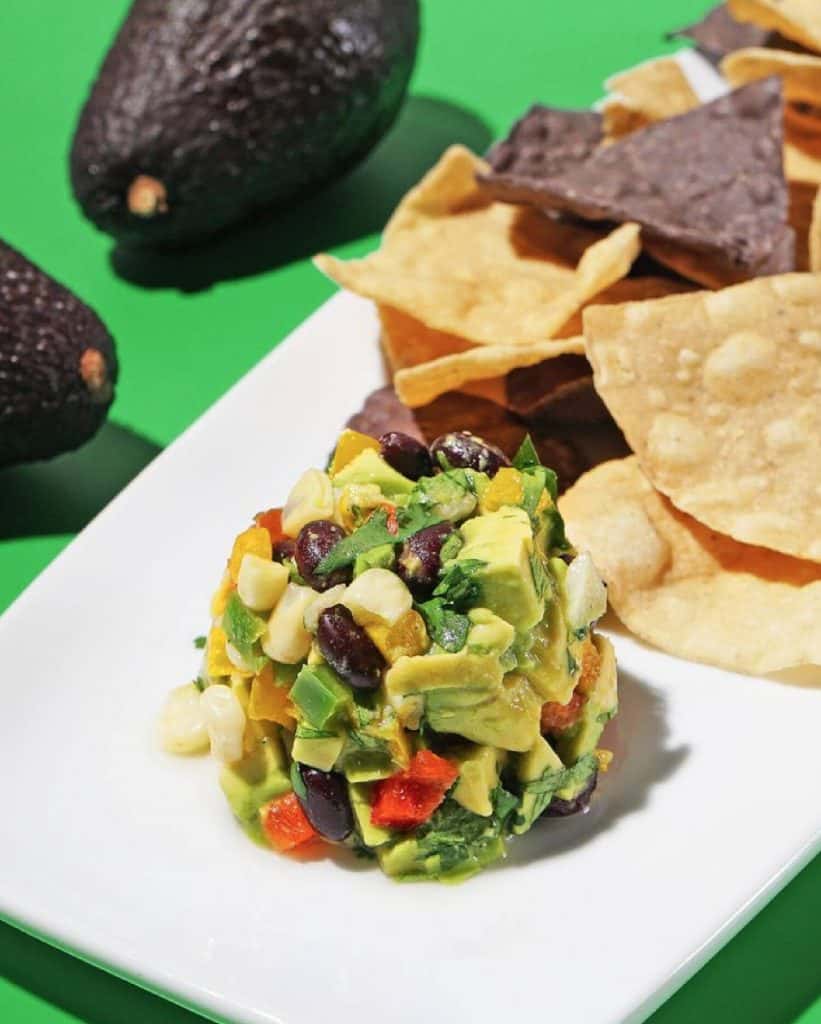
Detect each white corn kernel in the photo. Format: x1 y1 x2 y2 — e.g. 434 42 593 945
157 683 210 755
225 641 253 672
200 684 246 763
237 553 288 611
262 583 317 663
343 568 412 627
303 583 348 633
282 469 334 536
565 552 607 631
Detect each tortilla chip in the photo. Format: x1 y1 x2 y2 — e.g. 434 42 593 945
394 337 585 408
668 3 772 63
553 274 697 338
583 273 821 561
785 100 821 135
728 0 821 53
315 146 640 347
602 58 701 141
809 186 821 269
644 226 796 287
559 457 821 674
789 178 817 268
785 138 821 182
722 48 821 104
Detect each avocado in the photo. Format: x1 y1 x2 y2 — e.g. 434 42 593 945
511 735 565 836
385 610 514 699
518 599 577 704
452 744 504 817
332 448 415 498
555 635 618 764
70 0 420 247
457 507 543 633
348 782 392 847
426 674 541 753
290 663 352 730
219 720 290 839
290 725 345 772
0 240 117 468
354 543 395 577
409 470 481 522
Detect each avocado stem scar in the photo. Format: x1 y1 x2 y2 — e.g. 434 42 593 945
127 175 168 216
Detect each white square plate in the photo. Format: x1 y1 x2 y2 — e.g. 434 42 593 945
1 290 819 1024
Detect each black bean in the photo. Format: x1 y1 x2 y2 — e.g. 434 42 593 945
379 431 434 480
430 431 511 477
316 604 385 690
295 520 351 591
396 522 455 598
296 765 353 841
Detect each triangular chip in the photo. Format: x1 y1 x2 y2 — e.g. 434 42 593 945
729 0 821 53
668 3 772 62
722 47 821 105
583 273 821 561
559 457 821 674
315 146 640 346
602 58 701 141
809 185 821 269
480 107 603 206
479 79 791 280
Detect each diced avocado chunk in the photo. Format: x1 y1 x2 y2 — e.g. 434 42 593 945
409 469 481 522
219 722 290 840
378 838 431 879
385 609 513 699
290 726 345 772
426 674 541 752
457 506 543 632
512 741 598 835
518 597 577 704
556 635 618 764
517 734 564 783
354 542 395 577
452 745 504 817
332 448 414 498
348 782 393 847
340 730 394 782
290 664 352 730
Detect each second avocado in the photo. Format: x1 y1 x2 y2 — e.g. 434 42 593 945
70 0 420 247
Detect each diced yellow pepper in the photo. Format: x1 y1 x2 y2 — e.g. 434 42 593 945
479 467 524 513
366 610 430 664
210 571 236 617
595 749 614 774
328 429 380 477
207 626 235 678
228 526 272 582
248 662 297 727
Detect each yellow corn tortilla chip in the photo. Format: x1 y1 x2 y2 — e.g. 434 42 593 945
394 336 586 408
722 48 821 105
789 178 817 269
315 146 641 346
785 100 821 136
583 273 821 561
559 457 821 674
728 0 821 53
602 58 701 141
553 275 697 338
809 186 821 269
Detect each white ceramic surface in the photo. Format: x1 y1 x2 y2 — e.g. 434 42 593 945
0 290 819 1024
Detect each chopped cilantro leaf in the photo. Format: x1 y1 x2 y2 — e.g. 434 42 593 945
492 785 519 831
416 798 501 873
193 635 207 650
418 599 470 653
512 434 541 471
317 509 394 574
193 676 206 693
290 762 307 801
433 559 485 610
529 551 551 601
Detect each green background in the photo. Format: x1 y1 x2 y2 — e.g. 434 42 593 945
0 1 818 1021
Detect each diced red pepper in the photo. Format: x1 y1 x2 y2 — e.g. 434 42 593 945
370 750 458 830
261 792 317 852
254 507 286 545
540 690 586 735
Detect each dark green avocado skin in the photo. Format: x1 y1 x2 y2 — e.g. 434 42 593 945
0 241 117 468
70 0 420 247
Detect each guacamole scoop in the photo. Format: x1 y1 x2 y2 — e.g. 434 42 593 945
159 428 618 881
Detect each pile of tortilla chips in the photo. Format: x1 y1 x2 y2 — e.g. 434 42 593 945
314 11 821 675
560 272 821 675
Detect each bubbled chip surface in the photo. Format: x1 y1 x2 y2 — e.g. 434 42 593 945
583 272 821 562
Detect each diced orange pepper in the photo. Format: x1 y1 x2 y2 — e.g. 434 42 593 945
328 429 380 476
261 792 317 852
370 751 458 830
210 572 236 617
540 690 586 735
206 626 235 678
254 507 285 545
228 526 272 582
480 467 524 513
248 662 297 726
